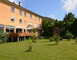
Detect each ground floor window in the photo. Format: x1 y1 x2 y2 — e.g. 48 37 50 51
6 25 14 33
16 28 22 33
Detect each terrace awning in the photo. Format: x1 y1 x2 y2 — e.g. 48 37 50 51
6 25 15 29
27 27 33 30
0 25 4 27
16 26 27 29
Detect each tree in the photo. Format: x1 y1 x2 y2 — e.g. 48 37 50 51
59 12 75 38
42 19 53 38
52 26 61 44
70 19 77 37
65 30 73 41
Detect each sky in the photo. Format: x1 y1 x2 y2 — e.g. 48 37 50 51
9 0 77 20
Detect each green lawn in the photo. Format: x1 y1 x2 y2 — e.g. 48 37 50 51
0 39 77 60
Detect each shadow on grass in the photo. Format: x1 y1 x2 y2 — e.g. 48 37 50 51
40 41 50 43
47 44 57 46
72 43 77 45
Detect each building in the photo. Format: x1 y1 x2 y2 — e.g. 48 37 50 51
0 0 42 41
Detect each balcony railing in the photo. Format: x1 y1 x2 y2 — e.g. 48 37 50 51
8 32 34 37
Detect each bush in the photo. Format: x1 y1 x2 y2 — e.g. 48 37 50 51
65 30 74 41
0 32 8 44
53 34 59 44
49 37 54 42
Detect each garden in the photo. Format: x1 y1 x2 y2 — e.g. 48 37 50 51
0 39 77 60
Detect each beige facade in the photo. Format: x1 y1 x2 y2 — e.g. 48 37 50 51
0 0 42 41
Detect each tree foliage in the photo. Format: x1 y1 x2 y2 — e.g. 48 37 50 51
65 30 73 41
42 19 53 37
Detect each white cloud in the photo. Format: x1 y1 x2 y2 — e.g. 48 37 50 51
48 14 56 19
9 0 24 3
61 0 77 12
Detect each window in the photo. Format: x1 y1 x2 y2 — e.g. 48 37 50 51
6 26 14 33
24 29 26 33
11 6 14 13
19 19 22 24
38 24 40 28
35 23 37 28
24 21 26 24
11 17 14 22
35 16 37 20
24 12 26 16
19 10 22 15
30 22 32 26
30 14 32 18
38 17 40 21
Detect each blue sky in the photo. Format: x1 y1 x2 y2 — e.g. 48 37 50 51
9 0 77 20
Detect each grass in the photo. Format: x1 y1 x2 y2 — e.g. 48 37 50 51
0 39 77 60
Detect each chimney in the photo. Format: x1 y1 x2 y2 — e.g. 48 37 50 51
13 2 15 4
19 2 22 6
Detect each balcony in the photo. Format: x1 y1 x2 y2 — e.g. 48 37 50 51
8 32 34 37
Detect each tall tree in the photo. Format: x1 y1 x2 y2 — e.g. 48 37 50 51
70 19 77 37
42 19 53 37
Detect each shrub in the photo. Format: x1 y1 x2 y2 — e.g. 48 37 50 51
0 32 8 44
49 37 54 42
26 42 33 52
53 34 59 44
65 30 74 41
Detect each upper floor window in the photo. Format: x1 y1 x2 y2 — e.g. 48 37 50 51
11 17 14 22
35 16 37 20
24 21 26 24
30 22 32 26
35 23 37 28
38 17 40 21
24 12 26 16
19 19 22 24
38 24 40 28
19 10 22 15
30 14 32 18
11 6 14 13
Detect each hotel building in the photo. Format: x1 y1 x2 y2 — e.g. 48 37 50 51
0 0 42 41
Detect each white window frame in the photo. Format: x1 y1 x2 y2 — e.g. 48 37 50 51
30 22 32 26
24 21 26 24
19 19 22 24
24 12 26 17
30 14 32 18
35 16 37 20
11 6 14 13
19 10 22 15
34 23 37 28
11 17 14 22
38 17 40 21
